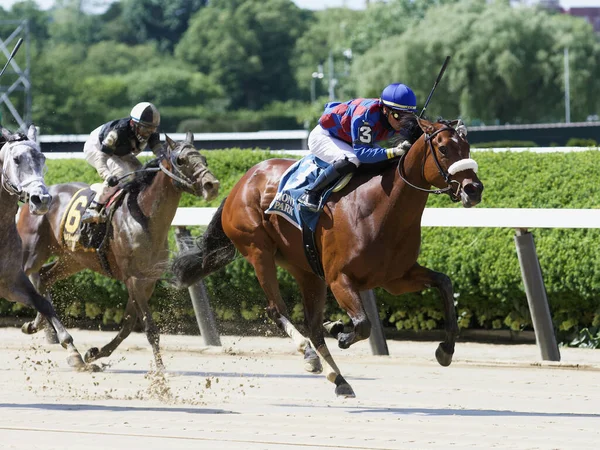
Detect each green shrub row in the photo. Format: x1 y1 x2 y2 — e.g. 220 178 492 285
4 148 600 344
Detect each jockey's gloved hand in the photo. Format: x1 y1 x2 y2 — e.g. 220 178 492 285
400 140 412 151
107 175 120 187
387 141 411 158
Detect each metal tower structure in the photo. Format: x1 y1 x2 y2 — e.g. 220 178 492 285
0 20 31 131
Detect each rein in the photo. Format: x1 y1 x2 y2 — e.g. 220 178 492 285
114 146 207 194
397 126 463 200
158 146 208 194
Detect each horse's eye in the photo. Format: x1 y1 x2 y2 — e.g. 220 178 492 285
13 155 20 165
438 145 448 156
177 155 186 165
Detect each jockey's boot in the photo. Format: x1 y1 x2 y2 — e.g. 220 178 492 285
298 159 356 212
80 200 106 224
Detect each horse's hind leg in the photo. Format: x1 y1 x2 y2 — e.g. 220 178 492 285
385 263 458 367
243 246 315 364
9 272 86 369
290 268 355 397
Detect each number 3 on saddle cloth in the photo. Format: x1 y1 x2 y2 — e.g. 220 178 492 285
60 184 124 253
265 155 352 279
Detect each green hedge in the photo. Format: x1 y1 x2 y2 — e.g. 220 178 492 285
5 149 600 344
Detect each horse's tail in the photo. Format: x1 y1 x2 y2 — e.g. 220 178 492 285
171 198 237 288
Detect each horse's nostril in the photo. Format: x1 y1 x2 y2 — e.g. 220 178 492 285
463 184 477 196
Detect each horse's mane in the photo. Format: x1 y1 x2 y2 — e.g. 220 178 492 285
121 157 162 194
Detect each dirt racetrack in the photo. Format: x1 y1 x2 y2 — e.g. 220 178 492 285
0 327 599 449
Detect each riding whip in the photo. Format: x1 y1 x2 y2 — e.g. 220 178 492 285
419 55 451 118
0 38 23 79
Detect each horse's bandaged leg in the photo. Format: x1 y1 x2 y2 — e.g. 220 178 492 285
279 316 310 354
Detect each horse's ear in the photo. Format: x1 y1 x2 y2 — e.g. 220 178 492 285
416 117 436 135
185 130 194 145
1 127 12 141
26 124 37 142
165 134 176 152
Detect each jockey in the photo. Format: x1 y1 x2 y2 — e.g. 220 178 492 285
297 82 419 211
81 102 162 224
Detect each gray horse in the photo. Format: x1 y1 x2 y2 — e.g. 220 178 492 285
18 133 219 370
0 125 87 368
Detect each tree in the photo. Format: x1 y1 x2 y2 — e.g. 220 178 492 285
352 0 600 124
119 0 207 51
176 0 309 110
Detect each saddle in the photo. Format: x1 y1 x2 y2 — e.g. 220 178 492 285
265 155 354 279
60 186 125 254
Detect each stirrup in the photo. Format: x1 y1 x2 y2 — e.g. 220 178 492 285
298 192 320 212
81 208 106 224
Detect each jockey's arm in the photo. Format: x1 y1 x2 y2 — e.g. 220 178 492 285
351 118 400 163
148 132 162 155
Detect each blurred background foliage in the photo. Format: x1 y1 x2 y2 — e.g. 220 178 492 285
0 0 598 133
3 149 600 346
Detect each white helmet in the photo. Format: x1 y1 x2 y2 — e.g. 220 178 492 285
130 102 160 142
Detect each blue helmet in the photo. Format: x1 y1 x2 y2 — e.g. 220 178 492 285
381 83 417 113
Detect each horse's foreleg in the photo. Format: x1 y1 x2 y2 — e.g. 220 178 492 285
22 260 72 345
384 263 458 367
84 294 141 365
10 273 86 369
329 276 371 349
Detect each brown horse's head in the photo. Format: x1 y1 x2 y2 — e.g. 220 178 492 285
163 132 219 200
415 117 483 208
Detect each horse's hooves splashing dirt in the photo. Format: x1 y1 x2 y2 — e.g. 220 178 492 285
20 322 36 335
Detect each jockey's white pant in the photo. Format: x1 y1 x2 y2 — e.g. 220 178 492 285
84 125 142 204
308 124 360 167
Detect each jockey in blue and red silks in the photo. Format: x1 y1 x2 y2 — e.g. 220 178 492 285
298 83 421 211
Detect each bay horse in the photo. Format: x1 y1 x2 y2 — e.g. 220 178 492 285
172 117 483 397
17 132 219 370
1 125 87 368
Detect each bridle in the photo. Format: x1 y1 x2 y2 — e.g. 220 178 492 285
397 125 477 202
158 145 210 195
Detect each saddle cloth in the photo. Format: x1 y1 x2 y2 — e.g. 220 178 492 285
59 186 121 252
265 155 342 232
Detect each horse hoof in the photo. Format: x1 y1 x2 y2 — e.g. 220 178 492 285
435 343 453 367
335 383 356 398
84 347 100 363
21 322 37 335
67 353 86 369
337 335 351 350
304 356 323 374
323 320 344 338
